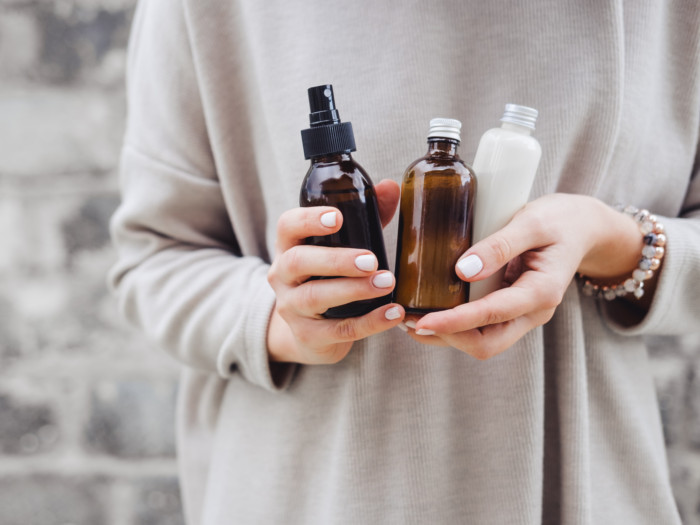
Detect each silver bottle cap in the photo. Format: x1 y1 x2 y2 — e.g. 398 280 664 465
500 104 538 130
428 118 462 141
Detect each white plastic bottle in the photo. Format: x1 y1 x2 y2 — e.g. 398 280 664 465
469 104 542 301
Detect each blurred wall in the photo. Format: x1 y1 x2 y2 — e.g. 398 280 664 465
1 1 700 525
0 1 183 524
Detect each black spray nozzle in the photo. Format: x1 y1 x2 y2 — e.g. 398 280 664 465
301 84 356 159
308 84 341 126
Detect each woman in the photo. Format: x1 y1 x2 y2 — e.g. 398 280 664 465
110 1 699 523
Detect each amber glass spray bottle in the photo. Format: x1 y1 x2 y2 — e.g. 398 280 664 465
299 84 391 318
394 118 476 314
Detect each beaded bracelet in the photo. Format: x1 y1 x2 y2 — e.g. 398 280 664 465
579 205 666 301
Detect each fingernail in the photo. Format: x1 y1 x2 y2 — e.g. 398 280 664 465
355 254 377 272
416 328 436 336
320 211 337 227
372 272 394 288
385 306 401 320
457 254 484 278
397 322 408 332
405 320 416 329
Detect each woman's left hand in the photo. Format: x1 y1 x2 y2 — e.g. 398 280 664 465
405 193 647 359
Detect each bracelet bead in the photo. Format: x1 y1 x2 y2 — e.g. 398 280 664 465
578 206 666 301
641 245 656 258
638 258 652 271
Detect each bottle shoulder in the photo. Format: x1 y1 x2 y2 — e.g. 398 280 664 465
302 157 375 193
404 154 475 179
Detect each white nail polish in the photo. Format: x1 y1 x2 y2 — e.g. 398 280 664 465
372 273 394 288
416 328 436 336
405 320 416 329
384 306 401 320
355 254 377 272
397 322 408 332
457 254 484 278
320 211 337 227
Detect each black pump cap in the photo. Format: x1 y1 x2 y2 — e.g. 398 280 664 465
301 84 356 159
308 85 341 126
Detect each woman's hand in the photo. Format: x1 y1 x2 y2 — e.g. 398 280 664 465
267 180 404 365
406 194 646 359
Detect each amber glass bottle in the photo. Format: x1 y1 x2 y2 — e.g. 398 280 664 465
394 118 476 314
300 85 390 318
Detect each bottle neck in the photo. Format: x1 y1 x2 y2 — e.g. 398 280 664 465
310 152 353 164
500 121 533 136
427 138 459 156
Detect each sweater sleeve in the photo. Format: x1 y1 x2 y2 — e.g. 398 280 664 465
604 137 700 336
108 0 296 391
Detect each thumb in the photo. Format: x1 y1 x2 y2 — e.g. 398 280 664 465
456 221 535 282
374 179 400 228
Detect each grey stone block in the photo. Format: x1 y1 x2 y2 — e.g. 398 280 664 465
35 3 133 85
0 475 109 525
0 10 41 80
0 2 135 86
0 86 126 177
0 187 165 366
0 295 31 363
0 187 120 358
85 379 177 458
0 184 118 272
0 391 58 455
0 187 118 273
62 193 120 257
132 477 185 525
0 189 72 273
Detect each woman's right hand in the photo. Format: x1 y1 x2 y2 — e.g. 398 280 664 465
266 179 404 365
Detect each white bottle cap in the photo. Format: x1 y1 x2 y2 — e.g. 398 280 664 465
428 118 462 141
500 104 538 130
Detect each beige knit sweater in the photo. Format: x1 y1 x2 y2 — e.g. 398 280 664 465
110 1 700 523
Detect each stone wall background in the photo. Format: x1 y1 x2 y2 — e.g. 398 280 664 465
1 1 699 524
0 1 183 524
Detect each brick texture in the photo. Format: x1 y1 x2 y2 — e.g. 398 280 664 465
85 380 177 459
0 1 183 524
1 2 699 524
0 476 110 525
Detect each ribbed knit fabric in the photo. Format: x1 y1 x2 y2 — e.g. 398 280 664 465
109 1 700 523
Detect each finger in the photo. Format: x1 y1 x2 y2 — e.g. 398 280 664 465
293 304 406 350
415 271 561 334
280 271 396 317
374 179 401 228
405 330 451 347
275 207 343 253
438 308 555 360
399 318 451 346
455 209 551 282
275 245 379 285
